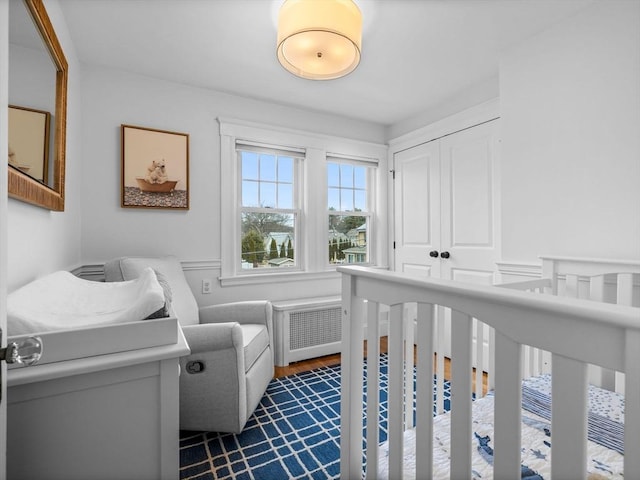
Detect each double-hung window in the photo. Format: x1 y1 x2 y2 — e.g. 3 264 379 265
219 119 386 283
238 142 303 271
327 158 374 265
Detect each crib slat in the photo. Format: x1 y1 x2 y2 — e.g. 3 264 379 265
625 329 640 475
493 331 522 480
565 274 579 298
340 278 364 480
488 327 495 391
587 275 615 389
388 304 405 480
415 303 435 480
404 305 415 430
589 274 605 302
542 350 552 374
474 319 484 398
616 274 633 394
551 354 588 480
617 273 634 306
435 306 446 414
522 344 531 378
590 366 616 391
530 344 535 378
450 310 473 479
365 300 380 480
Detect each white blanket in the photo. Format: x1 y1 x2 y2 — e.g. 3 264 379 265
8 267 166 336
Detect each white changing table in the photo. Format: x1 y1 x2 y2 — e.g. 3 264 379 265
6 317 190 480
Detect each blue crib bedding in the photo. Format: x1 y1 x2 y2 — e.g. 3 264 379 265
378 374 625 479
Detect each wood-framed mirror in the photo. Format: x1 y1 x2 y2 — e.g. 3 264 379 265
8 0 67 211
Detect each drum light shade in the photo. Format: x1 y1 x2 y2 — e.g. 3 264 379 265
277 0 362 80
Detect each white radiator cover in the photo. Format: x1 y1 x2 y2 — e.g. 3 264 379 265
272 297 342 366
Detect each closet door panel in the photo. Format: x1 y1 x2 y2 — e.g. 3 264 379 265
440 120 500 282
449 140 493 246
393 141 441 278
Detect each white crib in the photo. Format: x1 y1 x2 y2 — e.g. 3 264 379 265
338 256 640 479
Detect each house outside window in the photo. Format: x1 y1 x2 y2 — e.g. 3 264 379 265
238 144 302 272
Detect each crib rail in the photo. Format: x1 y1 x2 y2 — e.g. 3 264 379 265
498 260 640 391
338 265 640 480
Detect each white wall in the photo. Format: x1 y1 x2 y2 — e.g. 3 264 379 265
7 0 83 291
500 1 640 264
386 75 499 141
80 66 385 304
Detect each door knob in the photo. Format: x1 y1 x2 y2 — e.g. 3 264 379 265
440 251 450 259
429 250 439 258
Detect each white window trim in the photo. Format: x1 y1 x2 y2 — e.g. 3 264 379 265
218 117 388 285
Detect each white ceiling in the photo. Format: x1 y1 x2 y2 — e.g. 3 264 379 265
57 0 595 127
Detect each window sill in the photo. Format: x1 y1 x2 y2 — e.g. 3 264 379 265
219 269 341 287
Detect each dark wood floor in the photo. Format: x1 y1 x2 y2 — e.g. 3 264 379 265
274 335 389 378
274 337 488 394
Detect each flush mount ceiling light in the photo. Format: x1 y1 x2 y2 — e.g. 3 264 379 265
277 0 362 80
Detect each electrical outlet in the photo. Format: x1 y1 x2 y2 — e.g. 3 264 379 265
201 278 212 294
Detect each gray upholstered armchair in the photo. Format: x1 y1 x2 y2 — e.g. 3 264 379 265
104 255 274 434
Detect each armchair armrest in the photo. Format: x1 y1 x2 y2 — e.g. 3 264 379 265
198 301 272 329
181 322 243 353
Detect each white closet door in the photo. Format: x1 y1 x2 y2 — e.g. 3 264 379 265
439 119 500 286
393 140 441 279
440 120 500 369
392 119 500 369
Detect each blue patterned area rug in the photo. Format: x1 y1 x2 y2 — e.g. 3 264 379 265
179 354 450 480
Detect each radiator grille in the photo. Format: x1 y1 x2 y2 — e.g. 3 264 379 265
289 307 342 351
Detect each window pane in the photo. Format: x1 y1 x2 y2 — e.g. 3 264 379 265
241 213 296 269
328 187 340 210
328 215 368 265
354 190 366 211
340 164 354 187
242 152 258 180
341 191 354 211
278 157 293 183
260 154 276 181
327 163 340 187
242 180 259 207
354 166 366 189
278 184 293 209
260 182 276 208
